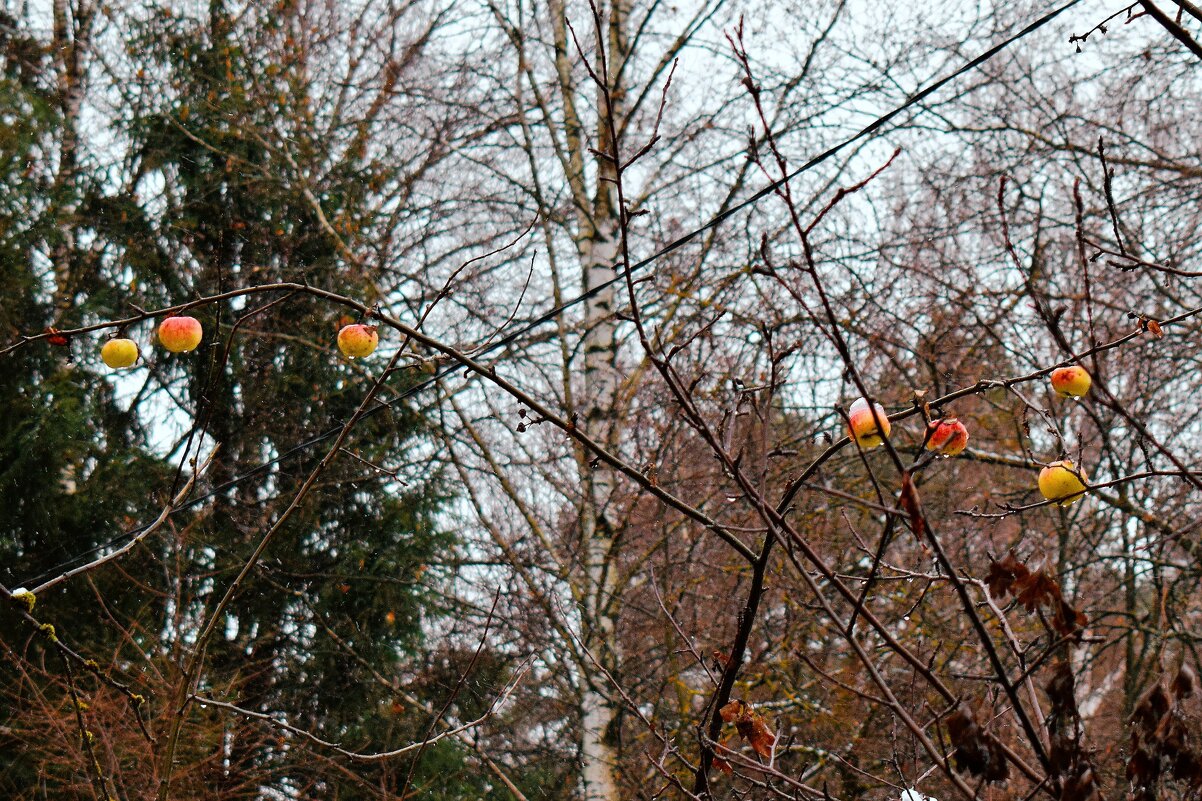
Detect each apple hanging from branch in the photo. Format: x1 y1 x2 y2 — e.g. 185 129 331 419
925 418 969 457
338 324 379 358
847 397 891 449
100 338 140 369
1038 460 1088 506
1050 365 1091 398
158 315 203 353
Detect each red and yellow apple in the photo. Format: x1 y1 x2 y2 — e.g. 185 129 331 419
926 418 969 457
1050 365 1091 398
1038 460 1088 506
847 398 891 449
338 323 379 358
100 338 139 368
158 315 203 353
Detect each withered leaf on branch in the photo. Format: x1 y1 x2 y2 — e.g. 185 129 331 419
1043 662 1102 800
1060 768 1102 801
899 472 926 540
1046 662 1085 775
1133 683 1169 730
712 745 734 776
984 553 1026 598
719 700 776 759
1128 665 1202 800
946 704 1009 783
983 552 1087 637
1015 571 1058 612
1053 599 1089 637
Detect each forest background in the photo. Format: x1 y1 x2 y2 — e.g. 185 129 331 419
2 0 1202 800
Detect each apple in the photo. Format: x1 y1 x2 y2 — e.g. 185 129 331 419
338 323 379 358
1038 460 1088 506
158 315 203 353
925 418 969 457
1050 365 1091 398
847 397 891 449
100 338 139 368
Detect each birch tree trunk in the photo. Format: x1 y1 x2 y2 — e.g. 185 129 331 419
575 2 628 798
578 208 621 801
468 0 734 794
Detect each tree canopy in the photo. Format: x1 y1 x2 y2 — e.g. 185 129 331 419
4 1 1202 800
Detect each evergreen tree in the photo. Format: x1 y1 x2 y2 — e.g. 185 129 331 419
0 8 176 794
0 5 498 797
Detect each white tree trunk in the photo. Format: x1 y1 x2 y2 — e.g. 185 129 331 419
579 217 621 801
552 1 629 795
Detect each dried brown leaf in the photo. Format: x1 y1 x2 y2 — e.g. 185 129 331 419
899 472 925 539
984 553 1027 599
719 700 743 724
745 716 776 759
946 704 1008 783
719 700 775 759
984 553 1086 637
1015 571 1057 611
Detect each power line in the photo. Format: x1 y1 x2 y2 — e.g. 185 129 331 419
20 0 1085 588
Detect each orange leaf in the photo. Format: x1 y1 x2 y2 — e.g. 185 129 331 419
719 700 775 759
719 700 744 723
712 737 736 775
746 716 776 758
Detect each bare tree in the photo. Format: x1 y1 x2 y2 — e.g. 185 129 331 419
8 1 1202 800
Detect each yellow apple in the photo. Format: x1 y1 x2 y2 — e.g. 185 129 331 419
1050 366 1091 398
847 398 891 449
100 338 139 368
338 324 379 358
1038 460 1088 506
